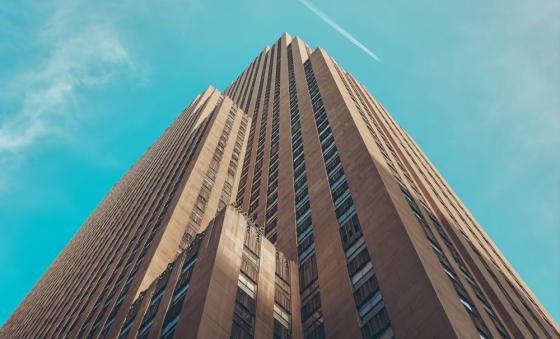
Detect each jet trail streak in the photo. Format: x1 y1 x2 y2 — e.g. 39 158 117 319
298 0 383 63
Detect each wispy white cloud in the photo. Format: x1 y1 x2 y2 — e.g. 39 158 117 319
297 0 383 63
0 4 134 153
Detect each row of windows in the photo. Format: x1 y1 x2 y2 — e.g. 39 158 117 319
185 103 238 252
231 222 263 339
286 45 324 339
274 252 292 339
264 42 283 244
304 59 394 339
236 60 255 108
218 113 248 211
239 53 262 110
229 60 254 106
246 44 277 222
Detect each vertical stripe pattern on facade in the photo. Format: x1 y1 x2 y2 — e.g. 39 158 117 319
288 45 325 339
247 44 276 221
304 59 395 339
264 41 282 244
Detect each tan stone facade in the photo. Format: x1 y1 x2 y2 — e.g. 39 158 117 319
1 33 558 339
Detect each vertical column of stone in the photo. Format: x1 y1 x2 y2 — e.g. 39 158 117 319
240 55 261 110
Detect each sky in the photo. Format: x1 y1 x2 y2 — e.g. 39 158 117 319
0 0 558 328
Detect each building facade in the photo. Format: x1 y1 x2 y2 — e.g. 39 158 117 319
1 33 558 339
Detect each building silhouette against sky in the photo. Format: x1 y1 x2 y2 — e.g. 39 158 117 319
1 33 558 339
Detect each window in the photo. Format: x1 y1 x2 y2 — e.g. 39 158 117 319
152 289 165 304
173 284 189 302
105 317 115 329
274 304 290 329
479 299 494 316
461 270 476 287
298 226 313 245
296 209 311 224
296 195 309 210
121 320 134 335
182 258 197 274
460 298 473 312
242 249 258 271
238 274 256 299
443 268 455 280
139 318 154 335
334 189 351 209
338 205 356 226
294 170 306 184
345 237 365 263
126 274 135 284
325 151 339 166
430 242 443 256
352 261 373 285
104 298 112 308
117 294 126 305
330 175 346 191
328 162 342 177
358 291 382 319
161 314 180 339
295 181 308 195
298 243 315 265
322 141 336 156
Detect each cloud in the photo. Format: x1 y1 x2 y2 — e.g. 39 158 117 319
0 4 134 153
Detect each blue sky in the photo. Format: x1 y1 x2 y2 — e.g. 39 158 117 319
0 0 558 327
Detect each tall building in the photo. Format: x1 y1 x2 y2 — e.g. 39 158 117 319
1 33 558 339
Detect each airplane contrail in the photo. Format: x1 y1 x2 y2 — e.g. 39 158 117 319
298 0 383 63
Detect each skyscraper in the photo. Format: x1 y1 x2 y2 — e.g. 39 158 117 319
1 33 558 339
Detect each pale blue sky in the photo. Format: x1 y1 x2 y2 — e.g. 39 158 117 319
0 0 558 327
